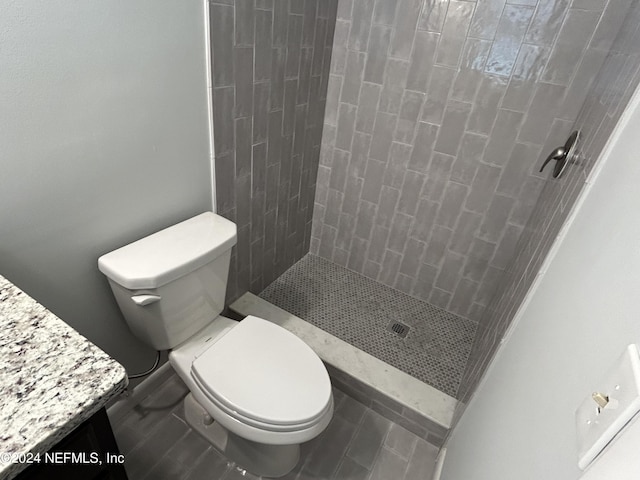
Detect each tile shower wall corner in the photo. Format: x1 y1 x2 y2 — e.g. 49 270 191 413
311 0 615 324
211 0 339 303
458 0 640 405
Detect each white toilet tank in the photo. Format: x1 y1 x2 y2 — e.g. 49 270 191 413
98 212 237 350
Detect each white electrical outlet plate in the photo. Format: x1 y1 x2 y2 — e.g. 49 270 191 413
576 344 640 470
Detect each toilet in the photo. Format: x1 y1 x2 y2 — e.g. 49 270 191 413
98 212 333 477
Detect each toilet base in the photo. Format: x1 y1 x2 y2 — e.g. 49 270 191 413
183 393 300 478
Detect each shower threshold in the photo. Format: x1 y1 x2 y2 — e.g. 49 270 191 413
231 292 456 446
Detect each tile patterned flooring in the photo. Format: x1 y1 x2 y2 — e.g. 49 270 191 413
259 254 477 398
111 372 438 480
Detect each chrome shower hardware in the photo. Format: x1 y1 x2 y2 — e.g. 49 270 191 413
540 130 580 179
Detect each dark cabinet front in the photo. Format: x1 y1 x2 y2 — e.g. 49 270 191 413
16 408 128 480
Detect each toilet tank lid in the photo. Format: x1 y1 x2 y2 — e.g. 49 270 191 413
98 212 237 290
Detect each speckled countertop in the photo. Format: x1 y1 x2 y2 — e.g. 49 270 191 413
0 275 128 480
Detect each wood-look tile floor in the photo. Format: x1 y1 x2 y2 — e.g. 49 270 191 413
110 373 438 479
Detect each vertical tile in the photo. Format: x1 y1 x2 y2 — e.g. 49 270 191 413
467 75 508 135
501 44 550 112
483 109 524 167
418 0 449 32
235 0 255 46
410 198 439 240
465 163 502 214
524 0 570 46
434 100 472 156
469 0 506 40
270 48 286 110
235 116 252 177
370 111 397 162
422 152 453 201
435 181 469 228
355 200 377 241
435 251 465 292
253 82 270 144
395 90 425 144
421 66 456 125
302 0 318 47
361 158 387 203
297 47 314 104
451 38 492 104
463 237 497 282
364 25 392 85
215 152 235 214
491 223 523 269
387 213 413 254
478 194 515 242
210 4 234 87
349 0 374 51
348 237 368 273
435 1 475 68
212 86 235 154
397 171 426 216
341 51 366 105
518 83 566 144
273 0 288 47
450 133 488 185
423 225 452 265
589 0 635 51
389 0 422 60
234 47 254 118
496 143 541 198
337 0 353 20
285 14 303 78
409 122 439 173
379 58 410 114
282 78 298 136
399 238 427 278
484 5 535 77
380 249 402 284
450 277 479 318
373 0 398 26
355 83 382 134
541 9 601 86
406 31 439 92
450 210 483 255
335 103 358 150
255 9 273 81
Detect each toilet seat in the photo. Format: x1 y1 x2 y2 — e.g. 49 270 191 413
190 316 332 432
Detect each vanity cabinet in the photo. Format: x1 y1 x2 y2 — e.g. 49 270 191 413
15 408 128 480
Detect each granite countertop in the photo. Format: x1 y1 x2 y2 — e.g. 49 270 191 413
0 275 128 480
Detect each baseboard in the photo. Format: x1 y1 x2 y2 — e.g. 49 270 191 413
106 361 174 425
432 447 447 480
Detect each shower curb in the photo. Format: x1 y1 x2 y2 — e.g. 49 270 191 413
230 292 456 447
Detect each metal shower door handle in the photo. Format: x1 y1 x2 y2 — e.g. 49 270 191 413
540 130 580 179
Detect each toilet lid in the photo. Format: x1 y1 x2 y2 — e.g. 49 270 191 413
190 316 332 427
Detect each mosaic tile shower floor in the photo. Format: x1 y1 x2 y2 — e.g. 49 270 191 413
259 254 478 399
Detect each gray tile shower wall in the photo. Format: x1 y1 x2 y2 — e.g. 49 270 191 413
211 0 338 303
458 0 640 404
311 0 616 324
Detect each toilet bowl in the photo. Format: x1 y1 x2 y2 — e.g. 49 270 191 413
98 212 333 477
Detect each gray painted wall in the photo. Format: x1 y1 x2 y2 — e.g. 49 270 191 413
459 0 640 404
211 0 338 303
311 0 617 325
0 0 212 372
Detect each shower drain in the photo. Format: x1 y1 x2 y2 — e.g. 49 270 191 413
387 321 410 338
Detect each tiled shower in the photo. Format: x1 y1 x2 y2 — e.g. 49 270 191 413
212 0 640 408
